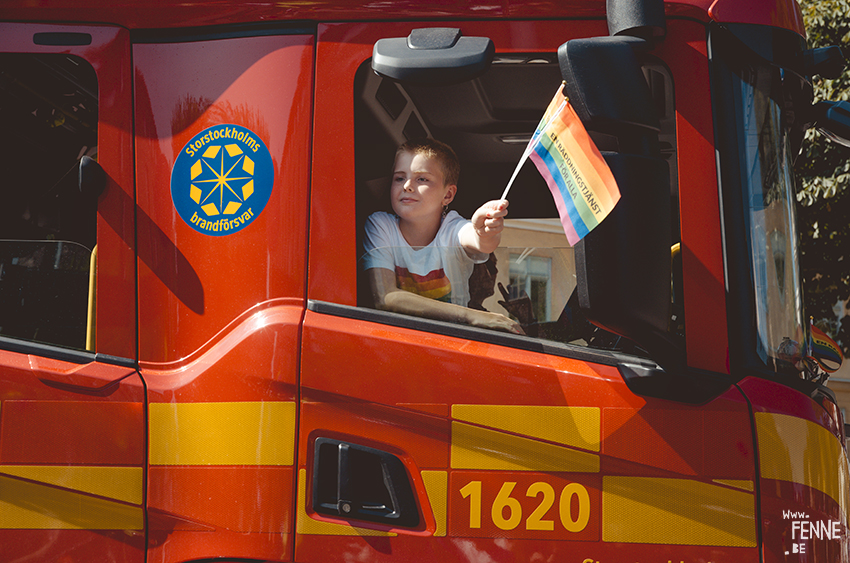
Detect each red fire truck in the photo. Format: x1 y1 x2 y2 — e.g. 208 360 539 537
1 0 848 561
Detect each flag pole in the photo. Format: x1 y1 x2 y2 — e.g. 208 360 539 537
501 153 529 200
500 95 568 200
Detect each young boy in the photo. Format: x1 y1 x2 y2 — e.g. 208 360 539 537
361 138 522 334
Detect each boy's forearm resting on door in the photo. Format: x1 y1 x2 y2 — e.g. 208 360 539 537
368 267 522 334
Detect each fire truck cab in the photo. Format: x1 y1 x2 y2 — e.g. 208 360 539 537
0 0 848 562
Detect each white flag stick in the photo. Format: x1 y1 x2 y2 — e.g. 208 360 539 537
500 97 568 200
501 151 531 200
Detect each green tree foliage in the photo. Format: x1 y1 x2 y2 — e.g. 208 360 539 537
796 0 850 353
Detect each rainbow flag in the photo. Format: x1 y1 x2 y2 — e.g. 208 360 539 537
528 85 620 245
808 322 844 373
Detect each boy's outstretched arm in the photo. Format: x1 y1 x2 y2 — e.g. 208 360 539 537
461 199 509 255
367 267 523 335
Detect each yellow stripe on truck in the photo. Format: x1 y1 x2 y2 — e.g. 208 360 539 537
452 405 600 451
0 465 142 505
451 405 601 472
421 470 447 537
756 412 850 522
602 476 756 546
0 470 142 530
149 401 295 466
451 421 599 472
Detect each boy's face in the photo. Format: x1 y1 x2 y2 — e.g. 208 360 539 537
390 151 456 222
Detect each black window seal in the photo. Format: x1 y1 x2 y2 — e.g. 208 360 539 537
307 299 656 369
131 21 316 44
0 335 136 368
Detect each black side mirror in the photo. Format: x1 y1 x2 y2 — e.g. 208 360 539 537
559 2 684 371
559 35 660 143
812 100 850 149
79 155 106 200
802 45 846 80
372 28 494 85
574 152 680 369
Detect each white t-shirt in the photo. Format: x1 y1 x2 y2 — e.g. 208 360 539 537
361 211 487 307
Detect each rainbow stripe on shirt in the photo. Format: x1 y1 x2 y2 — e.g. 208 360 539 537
396 266 452 302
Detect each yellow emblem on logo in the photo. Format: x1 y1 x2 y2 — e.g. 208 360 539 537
190 144 255 216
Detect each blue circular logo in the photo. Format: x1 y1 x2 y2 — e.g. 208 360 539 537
171 124 273 236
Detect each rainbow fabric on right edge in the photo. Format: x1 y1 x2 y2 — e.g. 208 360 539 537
808 322 844 373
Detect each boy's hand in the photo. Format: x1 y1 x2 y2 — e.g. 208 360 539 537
467 309 525 335
471 199 509 238
462 199 508 255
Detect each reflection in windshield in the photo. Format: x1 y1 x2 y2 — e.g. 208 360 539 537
734 66 805 373
0 240 93 349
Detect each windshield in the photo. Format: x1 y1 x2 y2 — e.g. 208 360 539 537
712 26 806 376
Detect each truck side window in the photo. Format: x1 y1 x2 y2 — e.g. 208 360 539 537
0 54 98 351
354 56 680 357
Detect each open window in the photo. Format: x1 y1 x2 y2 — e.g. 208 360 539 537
0 53 99 351
354 50 681 357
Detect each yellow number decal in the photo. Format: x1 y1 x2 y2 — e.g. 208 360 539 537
458 479 591 534
525 481 555 531
492 482 522 530
460 480 482 529
559 482 591 532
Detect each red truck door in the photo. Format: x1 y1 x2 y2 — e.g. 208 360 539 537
298 18 760 563
0 24 143 562
133 27 313 562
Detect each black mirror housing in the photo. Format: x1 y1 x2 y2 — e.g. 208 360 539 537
559 29 683 372
575 152 682 370
813 100 850 149
79 155 106 200
802 45 847 80
559 35 660 140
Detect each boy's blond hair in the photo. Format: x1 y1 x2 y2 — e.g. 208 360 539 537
396 138 460 187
